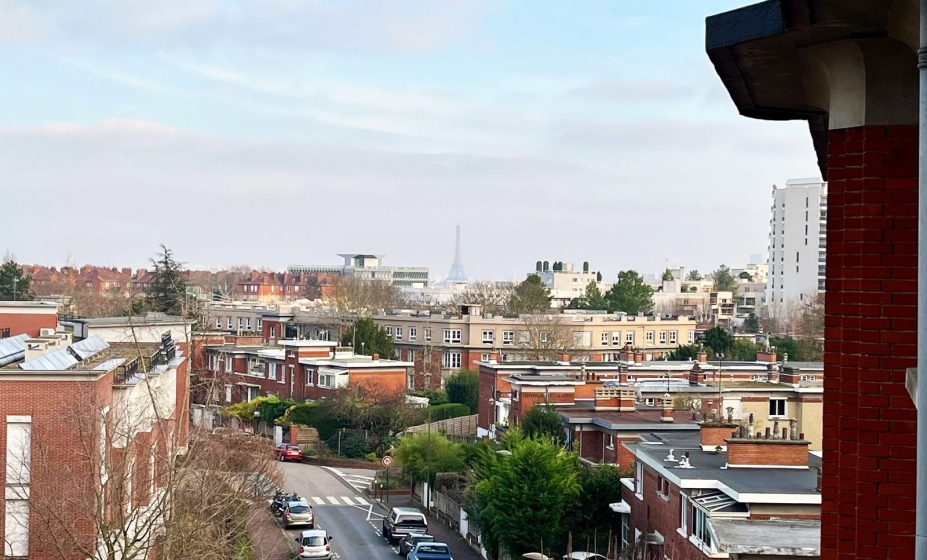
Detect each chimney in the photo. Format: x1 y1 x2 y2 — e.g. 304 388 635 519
697 351 708 363
594 387 636 411
372 353 379 361
121 267 132 277
689 362 707 385
634 351 643 365
489 352 500 363
660 395 674 423
558 352 571 363
757 346 777 363
699 421 738 450
725 435 811 467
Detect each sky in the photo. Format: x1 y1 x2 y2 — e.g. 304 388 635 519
0 0 820 281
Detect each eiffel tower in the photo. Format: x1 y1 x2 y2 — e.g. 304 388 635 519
447 224 467 282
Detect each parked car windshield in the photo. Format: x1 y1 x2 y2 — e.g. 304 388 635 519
287 445 300 450
289 505 310 514
417 545 449 554
397 515 426 525
302 536 326 546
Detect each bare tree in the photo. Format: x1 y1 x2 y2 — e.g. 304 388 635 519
322 276 408 335
455 281 512 317
515 315 579 361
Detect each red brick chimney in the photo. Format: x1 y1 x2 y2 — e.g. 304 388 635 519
689 363 709 384
489 352 500 363
757 347 777 363
558 352 571 363
372 353 380 361
121 267 132 277
699 422 738 449
725 435 810 467
634 351 643 365
660 396 674 423
594 387 636 411
697 351 708 363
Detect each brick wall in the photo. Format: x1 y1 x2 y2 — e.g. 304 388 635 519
821 125 918 560
0 312 57 338
624 464 702 560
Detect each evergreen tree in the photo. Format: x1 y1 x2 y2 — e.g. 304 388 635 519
145 245 190 316
509 274 552 314
662 269 674 281
567 282 607 310
712 265 737 293
605 270 654 315
686 269 702 281
446 369 479 414
703 326 734 356
0 261 34 301
341 317 395 358
742 313 760 333
521 405 564 444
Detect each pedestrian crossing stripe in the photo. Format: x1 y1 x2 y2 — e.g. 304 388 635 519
312 497 325 505
297 496 371 506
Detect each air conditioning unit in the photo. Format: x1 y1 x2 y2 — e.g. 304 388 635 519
40 328 56 337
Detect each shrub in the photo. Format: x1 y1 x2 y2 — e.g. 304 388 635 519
365 452 378 462
340 434 371 459
281 402 320 426
446 370 479 414
260 397 297 424
427 403 471 421
411 389 449 406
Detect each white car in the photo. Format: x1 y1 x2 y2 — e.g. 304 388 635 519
296 529 333 559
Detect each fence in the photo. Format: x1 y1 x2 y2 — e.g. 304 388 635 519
405 414 478 437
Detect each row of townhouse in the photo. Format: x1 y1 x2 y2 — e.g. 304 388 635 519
376 305 699 390
0 302 190 560
475 349 824 468
198 338 412 406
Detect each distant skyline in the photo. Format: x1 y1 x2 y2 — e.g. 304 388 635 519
1 0 820 280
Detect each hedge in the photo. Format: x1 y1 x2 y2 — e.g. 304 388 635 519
281 403 351 441
426 403 471 421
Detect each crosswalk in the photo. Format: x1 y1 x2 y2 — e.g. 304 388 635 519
304 496 370 507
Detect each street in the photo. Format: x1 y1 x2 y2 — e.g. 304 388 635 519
269 462 482 560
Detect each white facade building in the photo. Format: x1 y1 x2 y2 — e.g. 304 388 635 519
767 178 827 310
288 254 429 288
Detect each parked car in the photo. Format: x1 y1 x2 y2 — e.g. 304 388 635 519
399 533 434 556
295 529 333 559
275 444 304 462
282 501 314 529
407 542 453 560
563 554 607 560
382 506 428 544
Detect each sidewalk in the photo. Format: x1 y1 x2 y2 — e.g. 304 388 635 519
370 493 484 560
247 504 293 560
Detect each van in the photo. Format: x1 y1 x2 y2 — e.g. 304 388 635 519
381 506 428 544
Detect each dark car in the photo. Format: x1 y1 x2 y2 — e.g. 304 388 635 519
382 507 427 544
407 542 452 560
398 533 434 556
275 444 304 462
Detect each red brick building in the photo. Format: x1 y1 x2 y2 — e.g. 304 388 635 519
620 424 821 560
234 271 336 303
706 2 920 558
0 301 59 339
201 339 412 405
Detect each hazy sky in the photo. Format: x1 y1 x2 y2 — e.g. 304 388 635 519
0 0 820 281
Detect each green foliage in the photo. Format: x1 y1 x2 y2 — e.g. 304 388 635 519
341 317 395 359
474 436 581 558
667 344 701 361
411 389 449 406
0 260 33 301
280 402 320 426
605 270 654 314
703 326 734 356
259 397 296 424
567 282 607 311
427 403 471 421
446 369 479 414
562 465 627 546
521 405 564 444
365 452 378 462
146 245 191 317
712 265 737 293
768 336 822 362
661 268 674 281
393 433 465 484
686 269 702 281
728 338 759 361
738 271 754 281
742 313 760 333
222 397 269 422
212 287 223 301
509 274 552 314
340 434 371 459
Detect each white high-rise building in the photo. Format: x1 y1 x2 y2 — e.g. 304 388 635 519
767 178 827 311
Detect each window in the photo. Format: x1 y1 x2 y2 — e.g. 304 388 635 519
444 329 461 343
442 351 462 369
656 475 670 499
409 327 417 340
424 328 432 341
227 317 233 329
279 363 287 384
669 331 677 344
659 331 667 344
481 353 491 361
482 330 494 344
257 318 263 329
224 355 232 372
288 365 294 386
769 398 787 417
270 326 276 339
395 326 403 340
502 331 514 345
407 372 415 390
540 332 550 343
243 386 260 402
225 384 232 403
319 372 337 389
680 494 689 534
601 332 609 345
238 317 244 329
5 499 29 557
692 507 712 549
626 331 634 345
612 332 621 345
268 363 277 381
621 515 630 549
407 350 415 362
208 354 217 371
606 434 614 449
246 318 251 330
216 317 221 329
646 331 654 343
386 326 394 337
634 461 644 496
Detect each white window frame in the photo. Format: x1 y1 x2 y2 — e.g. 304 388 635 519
659 331 667 344
606 434 614 449
688 330 695 343
481 353 491 361
424 328 432 341
408 349 416 362
680 494 689 534
612 332 621 345
540 332 550 343
257 318 263 329
482 330 494 344
216 317 221 329
407 372 415 390
270 326 276 339
669 331 677 344
395 326 403 340
634 461 644 498
769 398 787 417
268 363 277 381
225 384 232 403
227 317 233 329
626 331 634 345
238 317 244 330
502 331 514 345
246 317 251 330
442 351 462 369
305 366 314 386
224 355 232 372
646 331 654 343
409 327 417 341
444 329 461 343
386 326 394 337
601 332 609 346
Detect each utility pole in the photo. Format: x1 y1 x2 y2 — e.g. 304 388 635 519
12 278 18 302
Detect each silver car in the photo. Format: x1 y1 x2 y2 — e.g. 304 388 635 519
296 529 333 559
282 501 314 529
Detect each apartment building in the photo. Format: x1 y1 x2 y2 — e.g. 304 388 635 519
767 178 827 308
234 271 335 302
374 305 698 390
733 280 766 320
200 338 412 405
534 262 607 308
288 253 429 288
619 426 820 560
0 301 59 339
0 328 188 559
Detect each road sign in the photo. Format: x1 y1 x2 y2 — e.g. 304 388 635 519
381 455 393 467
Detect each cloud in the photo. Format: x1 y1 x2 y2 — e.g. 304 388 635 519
2 0 495 52
569 79 693 101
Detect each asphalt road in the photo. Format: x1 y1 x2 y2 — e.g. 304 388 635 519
276 462 402 560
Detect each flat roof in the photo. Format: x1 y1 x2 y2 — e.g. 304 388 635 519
559 408 700 431
0 301 58 309
68 314 187 326
712 518 820 556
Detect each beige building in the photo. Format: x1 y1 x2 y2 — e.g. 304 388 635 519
534 263 609 308
373 305 697 390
